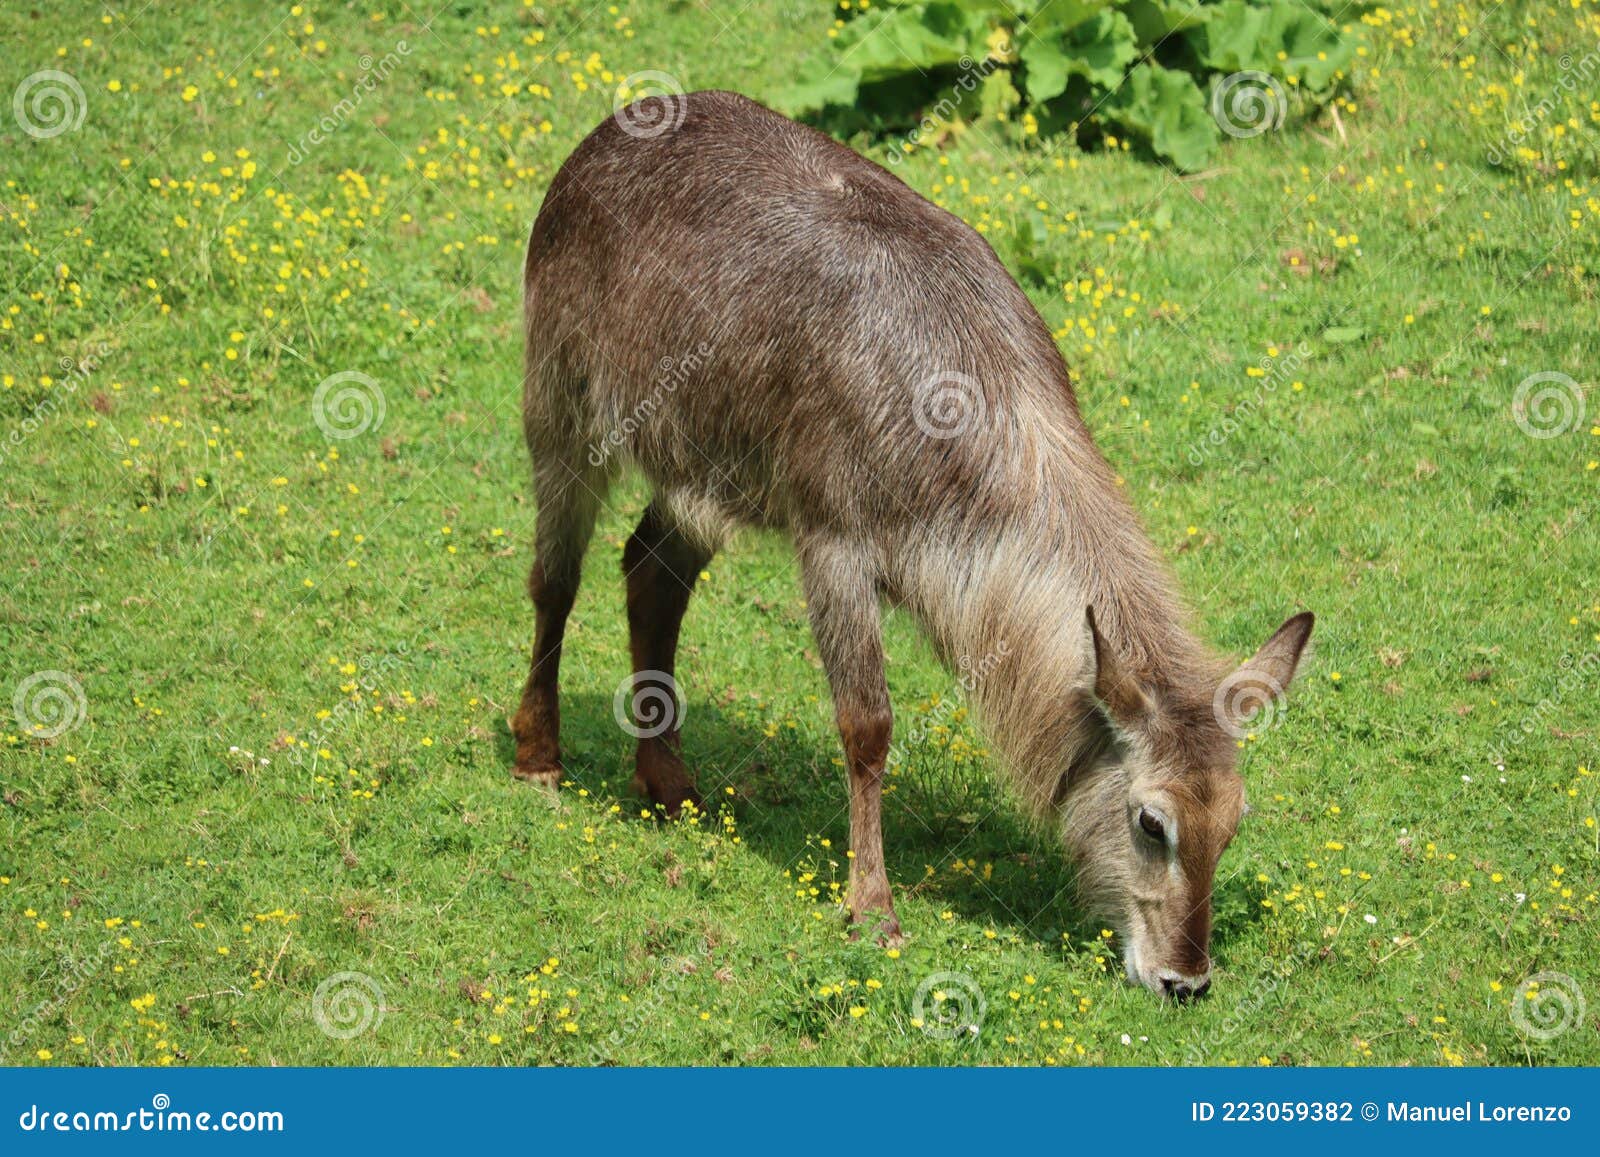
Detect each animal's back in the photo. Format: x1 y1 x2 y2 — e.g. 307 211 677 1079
523 90 1083 544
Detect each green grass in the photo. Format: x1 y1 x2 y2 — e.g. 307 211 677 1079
1 0 1596 1067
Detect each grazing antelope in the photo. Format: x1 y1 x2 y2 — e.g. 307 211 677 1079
512 91 1313 999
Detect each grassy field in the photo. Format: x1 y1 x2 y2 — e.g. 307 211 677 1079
1 0 1596 1067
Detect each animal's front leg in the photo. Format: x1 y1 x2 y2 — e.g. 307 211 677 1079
838 704 899 945
797 534 902 946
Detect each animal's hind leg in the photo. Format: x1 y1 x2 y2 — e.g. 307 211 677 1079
511 456 601 790
622 501 713 818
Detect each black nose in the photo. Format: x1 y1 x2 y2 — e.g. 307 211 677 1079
1162 977 1211 1002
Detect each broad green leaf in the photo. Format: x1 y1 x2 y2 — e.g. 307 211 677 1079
1102 62 1220 171
878 0 1029 10
1189 0 1353 92
1025 0 1115 38
771 63 863 115
1121 0 1213 48
1017 38 1072 103
1018 9 1138 102
836 3 993 85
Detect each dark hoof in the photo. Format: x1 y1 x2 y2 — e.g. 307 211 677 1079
633 742 704 820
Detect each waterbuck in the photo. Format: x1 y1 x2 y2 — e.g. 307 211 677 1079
512 90 1314 999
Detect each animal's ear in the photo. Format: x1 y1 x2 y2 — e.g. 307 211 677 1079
1218 612 1315 730
1243 611 1315 690
1085 605 1152 725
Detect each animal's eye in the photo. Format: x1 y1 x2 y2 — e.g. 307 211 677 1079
1138 807 1166 842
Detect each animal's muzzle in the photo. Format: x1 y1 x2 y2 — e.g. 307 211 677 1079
1162 975 1212 1002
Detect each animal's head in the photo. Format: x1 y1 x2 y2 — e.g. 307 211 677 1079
1064 608 1314 1000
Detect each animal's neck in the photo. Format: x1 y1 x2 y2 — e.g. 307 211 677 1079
890 437 1211 813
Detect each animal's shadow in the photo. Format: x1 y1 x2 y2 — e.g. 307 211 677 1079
495 691 1257 954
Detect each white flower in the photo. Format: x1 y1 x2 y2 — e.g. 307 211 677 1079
1363 914 1378 925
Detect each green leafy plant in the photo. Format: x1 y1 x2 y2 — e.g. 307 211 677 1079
775 0 1358 170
